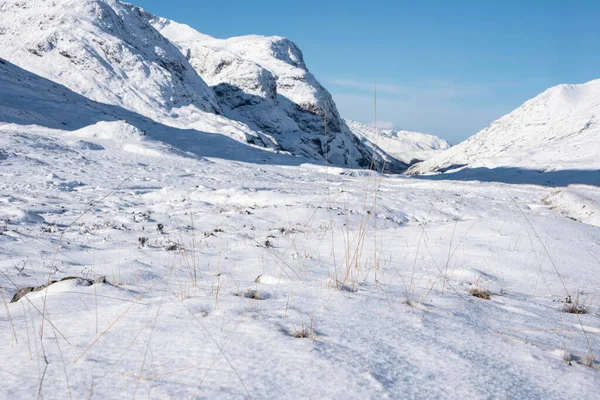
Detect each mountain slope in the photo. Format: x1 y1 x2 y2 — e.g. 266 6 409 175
0 57 312 165
149 17 401 170
0 0 220 122
346 120 451 165
409 79 600 178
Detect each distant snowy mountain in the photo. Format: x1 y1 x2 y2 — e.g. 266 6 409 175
148 17 403 170
346 120 451 165
408 79 600 178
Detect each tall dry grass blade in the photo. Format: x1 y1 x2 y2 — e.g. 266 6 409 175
53 325 72 400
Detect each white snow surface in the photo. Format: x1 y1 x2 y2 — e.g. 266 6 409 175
409 79 600 183
1 117 599 399
346 119 451 164
543 187 600 227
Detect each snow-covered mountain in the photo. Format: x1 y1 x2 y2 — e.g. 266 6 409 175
408 79 600 177
0 0 220 122
147 17 402 170
346 120 451 165
0 0 284 157
0 0 398 169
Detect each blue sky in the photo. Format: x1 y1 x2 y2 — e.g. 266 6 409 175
135 0 600 143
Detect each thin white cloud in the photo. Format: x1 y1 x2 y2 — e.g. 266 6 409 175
416 79 489 101
329 78 492 101
327 77 515 142
328 79 406 94
368 121 399 130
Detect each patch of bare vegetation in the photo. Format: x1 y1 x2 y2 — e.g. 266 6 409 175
469 287 491 300
293 319 316 340
562 295 588 314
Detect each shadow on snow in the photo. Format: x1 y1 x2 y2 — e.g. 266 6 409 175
0 58 325 167
411 166 600 187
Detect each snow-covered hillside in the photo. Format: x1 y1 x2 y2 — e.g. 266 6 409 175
0 0 220 122
148 17 401 170
408 79 600 183
346 120 451 165
0 57 315 164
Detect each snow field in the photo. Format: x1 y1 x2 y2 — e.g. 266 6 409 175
1 123 599 398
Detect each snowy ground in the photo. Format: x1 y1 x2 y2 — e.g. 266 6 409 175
1 122 599 399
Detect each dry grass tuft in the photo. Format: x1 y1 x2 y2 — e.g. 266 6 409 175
581 354 598 370
165 242 181 251
562 295 588 314
469 287 491 300
293 320 316 340
564 351 598 370
242 289 269 300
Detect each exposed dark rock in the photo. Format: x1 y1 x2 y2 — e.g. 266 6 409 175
10 276 107 303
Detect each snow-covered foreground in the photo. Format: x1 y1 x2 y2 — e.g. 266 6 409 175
1 123 599 399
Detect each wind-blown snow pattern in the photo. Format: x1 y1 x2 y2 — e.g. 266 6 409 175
149 17 401 170
0 0 220 121
346 119 451 165
408 79 600 183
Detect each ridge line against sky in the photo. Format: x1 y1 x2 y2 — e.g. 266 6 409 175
134 0 600 144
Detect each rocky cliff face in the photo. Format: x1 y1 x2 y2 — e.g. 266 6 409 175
150 17 402 170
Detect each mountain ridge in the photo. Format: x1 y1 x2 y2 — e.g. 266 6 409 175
148 15 406 171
